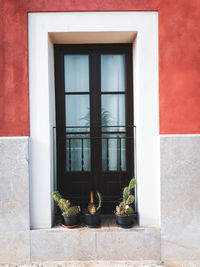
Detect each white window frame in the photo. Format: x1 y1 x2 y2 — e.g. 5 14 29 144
28 11 159 229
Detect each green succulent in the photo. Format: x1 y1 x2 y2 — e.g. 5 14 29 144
96 191 102 212
125 206 134 215
123 187 130 202
65 206 80 216
116 205 121 214
52 191 62 203
58 198 71 212
52 191 80 216
119 201 125 210
116 178 136 216
129 178 137 190
126 195 134 205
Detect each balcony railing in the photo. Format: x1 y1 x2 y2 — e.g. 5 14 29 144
53 125 137 212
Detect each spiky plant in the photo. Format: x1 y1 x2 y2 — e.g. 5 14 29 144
65 206 80 216
116 178 136 216
58 198 71 213
52 191 62 203
52 191 80 216
96 192 102 212
88 191 102 214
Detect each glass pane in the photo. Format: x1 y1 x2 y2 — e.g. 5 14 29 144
101 94 125 131
65 95 90 132
102 134 126 171
64 55 89 92
66 134 91 171
101 55 125 92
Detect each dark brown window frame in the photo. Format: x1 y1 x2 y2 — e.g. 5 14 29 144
54 43 134 213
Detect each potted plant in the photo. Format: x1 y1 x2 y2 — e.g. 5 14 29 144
52 191 81 228
115 178 137 228
84 191 102 228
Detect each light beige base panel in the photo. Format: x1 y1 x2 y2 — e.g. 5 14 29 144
30 227 160 261
0 138 30 263
160 135 200 263
0 263 163 267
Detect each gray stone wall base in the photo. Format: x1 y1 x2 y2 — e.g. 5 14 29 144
0 136 200 264
30 227 160 261
0 138 30 263
0 263 163 267
0 231 30 263
160 135 200 263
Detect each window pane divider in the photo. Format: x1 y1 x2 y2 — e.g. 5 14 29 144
65 92 90 95
66 132 90 135
101 91 126 94
101 131 126 134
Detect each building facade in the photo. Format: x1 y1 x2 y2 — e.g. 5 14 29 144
0 0 200 264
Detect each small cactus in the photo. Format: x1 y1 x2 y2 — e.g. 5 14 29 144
125 206 134 215
58 198 71 212
52 191 80 216
65 206 80 216
129 178 137 189
88 191 102 214
123 187 130 202
88 192 96 214
52 191 62 203
116 205 121 214
96 192 102 212
116 178 136 216
119 202 125 210
126 195 135 205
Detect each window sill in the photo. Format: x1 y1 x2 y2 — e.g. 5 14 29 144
50 214 144 232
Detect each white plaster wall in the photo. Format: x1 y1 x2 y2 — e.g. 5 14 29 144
28 12 159 229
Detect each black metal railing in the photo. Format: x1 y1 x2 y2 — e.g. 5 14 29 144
53 125 137 212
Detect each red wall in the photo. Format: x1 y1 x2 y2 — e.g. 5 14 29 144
0 0 200 135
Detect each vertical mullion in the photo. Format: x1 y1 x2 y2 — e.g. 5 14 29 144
69 138 71 172
119 137 122 171
106 138 109 171
81 138 84 171
96 51 102 191
90 51 102 192
54 47 67 193
125 49 134 181
89 52 96 192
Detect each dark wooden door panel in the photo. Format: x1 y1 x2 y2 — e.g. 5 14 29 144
54 44 133 213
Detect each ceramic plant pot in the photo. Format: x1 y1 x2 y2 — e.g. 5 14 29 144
62 212 81 227
115 211 136 228
84 210 101 228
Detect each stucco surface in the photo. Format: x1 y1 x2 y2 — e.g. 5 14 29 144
0 0 200 135
160 135 200 263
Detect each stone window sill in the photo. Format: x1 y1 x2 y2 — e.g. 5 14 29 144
50 215 143 232
30 215 160 261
